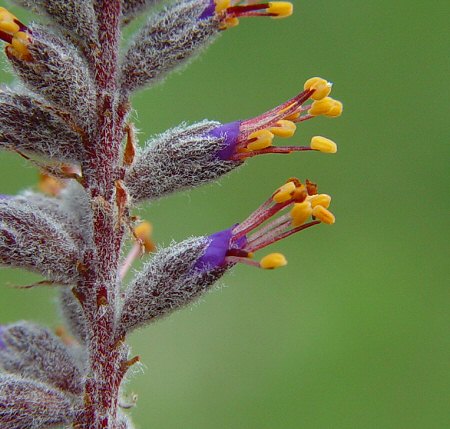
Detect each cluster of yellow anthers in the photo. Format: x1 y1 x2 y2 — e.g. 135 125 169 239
273 178 336 226
214 1 293 30
0 7 31 60
235 77 342 158
254 178 336 269
226 178 336 271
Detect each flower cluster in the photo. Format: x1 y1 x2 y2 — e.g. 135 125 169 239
0 1 342 428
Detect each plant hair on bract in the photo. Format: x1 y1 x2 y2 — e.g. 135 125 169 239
0 1 342 428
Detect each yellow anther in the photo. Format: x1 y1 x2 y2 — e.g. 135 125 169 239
269 120 296 138
309 193 331 209
310 136 337 154
273 181 296 203
308 97 342 117
325 100 343 117
290 201 313 227
214 0 230 13
0 8 20 34
308 97 334 116
38 173 65 197
247 129 274 151
267 2 294 19
10 31 31 61
0 7 16 19
219 16 239 30
0 20 20 35
304 77 332 101
312 205 335 225
134 221 155 253
260 253 288 269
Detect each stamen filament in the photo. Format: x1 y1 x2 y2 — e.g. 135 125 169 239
232 145 313 160
246 217 291 250
247 220 320 253
239 89 314 137
232 200 291 240
224 255 260 267
119 244 142 280
245 211 291 243
231 196 274 236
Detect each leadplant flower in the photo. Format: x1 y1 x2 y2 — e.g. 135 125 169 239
0 1 342 428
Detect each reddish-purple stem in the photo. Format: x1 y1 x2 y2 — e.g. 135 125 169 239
72 1 130 428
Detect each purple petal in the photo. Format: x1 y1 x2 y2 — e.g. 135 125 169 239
194 227 234 271
209 121 241 160
198 0 216 20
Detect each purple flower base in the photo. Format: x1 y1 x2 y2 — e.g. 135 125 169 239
209 121 241 160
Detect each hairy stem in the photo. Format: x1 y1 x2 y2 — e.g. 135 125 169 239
73 2 128 428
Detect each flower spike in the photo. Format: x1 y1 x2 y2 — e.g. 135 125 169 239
200 1 294 29
195 178 335 271
209 77 342 161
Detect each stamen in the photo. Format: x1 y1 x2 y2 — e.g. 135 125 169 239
247 212 291 244
312 205 335 224
199 179 333 272
259 253 287 269
309 97 343 117
267 2 294 19
0 7 31 60
304 77 332 101
0 8 23 35
269 120 296 137
232 145 313 161
309 193 331 209
120 221 155 279
8 31 31 61
134 221 155 253
38 173 65 197
246 217 291 249
240 88 313 134
310 136 337 153
224 255 260 268
245 129 274 151
305 179 318 196
290 201 313 227
273 181 296 203
247 221 320 253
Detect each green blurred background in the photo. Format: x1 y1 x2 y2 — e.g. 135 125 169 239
1 1 449 428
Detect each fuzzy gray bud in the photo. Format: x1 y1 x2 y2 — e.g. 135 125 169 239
0 322 84 395
0 373 75 429
59 287 87 344
14 183 93 249
10 0 98 49
120 0 219 93
118 237 225 335
117 411 135 429
121 0 160 24
0 198 81 284
8 25 96 130
124 121 240 202
58 182 93 247
0 89 84 162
